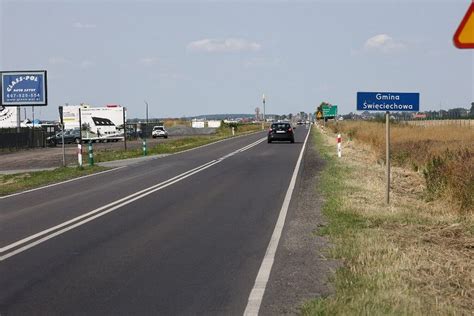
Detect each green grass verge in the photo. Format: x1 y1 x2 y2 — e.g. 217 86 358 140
301 130 403 315
95 125 261 163
0 165 108 196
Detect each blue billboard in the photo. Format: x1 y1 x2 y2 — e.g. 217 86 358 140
357 92 419 112
1 71 48 106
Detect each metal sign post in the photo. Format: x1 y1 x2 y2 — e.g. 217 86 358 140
357 92 419 205
385 111 390 204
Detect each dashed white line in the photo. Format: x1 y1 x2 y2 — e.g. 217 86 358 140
0 137 266 261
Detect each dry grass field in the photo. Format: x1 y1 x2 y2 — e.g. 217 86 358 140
303 124 473 315
329 121 473 213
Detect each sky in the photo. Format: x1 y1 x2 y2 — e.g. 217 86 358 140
1 0 473 120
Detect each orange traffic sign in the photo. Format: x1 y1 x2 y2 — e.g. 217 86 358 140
454 2 474 48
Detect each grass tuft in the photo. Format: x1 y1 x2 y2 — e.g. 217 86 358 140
0 165 108 196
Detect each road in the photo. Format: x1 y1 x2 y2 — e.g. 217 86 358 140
0 126 311 315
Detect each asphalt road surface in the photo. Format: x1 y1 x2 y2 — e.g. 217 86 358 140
0 126 311 315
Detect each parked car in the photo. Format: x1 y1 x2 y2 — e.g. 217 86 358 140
267 122 295 143
152 126 168 138
47 129 81 146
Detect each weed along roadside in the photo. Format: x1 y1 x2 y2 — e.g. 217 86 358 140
0 166 108 196
302 124 473 315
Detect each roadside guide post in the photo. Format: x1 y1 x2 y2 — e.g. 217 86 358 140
77 143 83 167
337 133 342 158
232 126 235 136
143 138 147 156
357 92 420 205
88 142 94 166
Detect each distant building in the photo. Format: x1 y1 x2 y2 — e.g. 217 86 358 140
413 112 427 119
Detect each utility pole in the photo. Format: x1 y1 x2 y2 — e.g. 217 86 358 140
143 101 149 156
262 93 266 130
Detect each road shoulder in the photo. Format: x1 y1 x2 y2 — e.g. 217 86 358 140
259 130 340 314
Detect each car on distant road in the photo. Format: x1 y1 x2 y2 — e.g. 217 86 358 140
47 129 81 146
152 126 168 138
267 122 294 143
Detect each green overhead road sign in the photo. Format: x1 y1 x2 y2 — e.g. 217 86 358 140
322 104 338 117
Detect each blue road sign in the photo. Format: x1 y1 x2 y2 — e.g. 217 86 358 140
357 92 419 112
1 71 47 106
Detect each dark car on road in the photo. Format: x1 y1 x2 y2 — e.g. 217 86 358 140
47 129 81 146
267 122 295 143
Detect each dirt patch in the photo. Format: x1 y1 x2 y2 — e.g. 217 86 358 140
0 137 185 171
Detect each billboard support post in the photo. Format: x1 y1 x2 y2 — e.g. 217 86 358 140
61 127 66 167
32 106 35 148
59 106 66 167
16 106 21 132
78 108 82 143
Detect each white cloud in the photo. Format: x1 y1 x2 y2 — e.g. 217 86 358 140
363 34 405 53
80 60 94 68
244 57 280 68
48 57 71 65
138 57 160 66
187 38 261 53
73 22 96 29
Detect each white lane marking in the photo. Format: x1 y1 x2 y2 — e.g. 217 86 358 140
0 137 266 261
0 166 127 200
244 126 312 315
0 160 217 254
0 161 220 262
0 132 264 199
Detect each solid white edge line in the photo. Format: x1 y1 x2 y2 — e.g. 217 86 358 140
0 160 221 262
0 160 217 253
243 126 312 316
0 137 267 261
0 166 127 200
